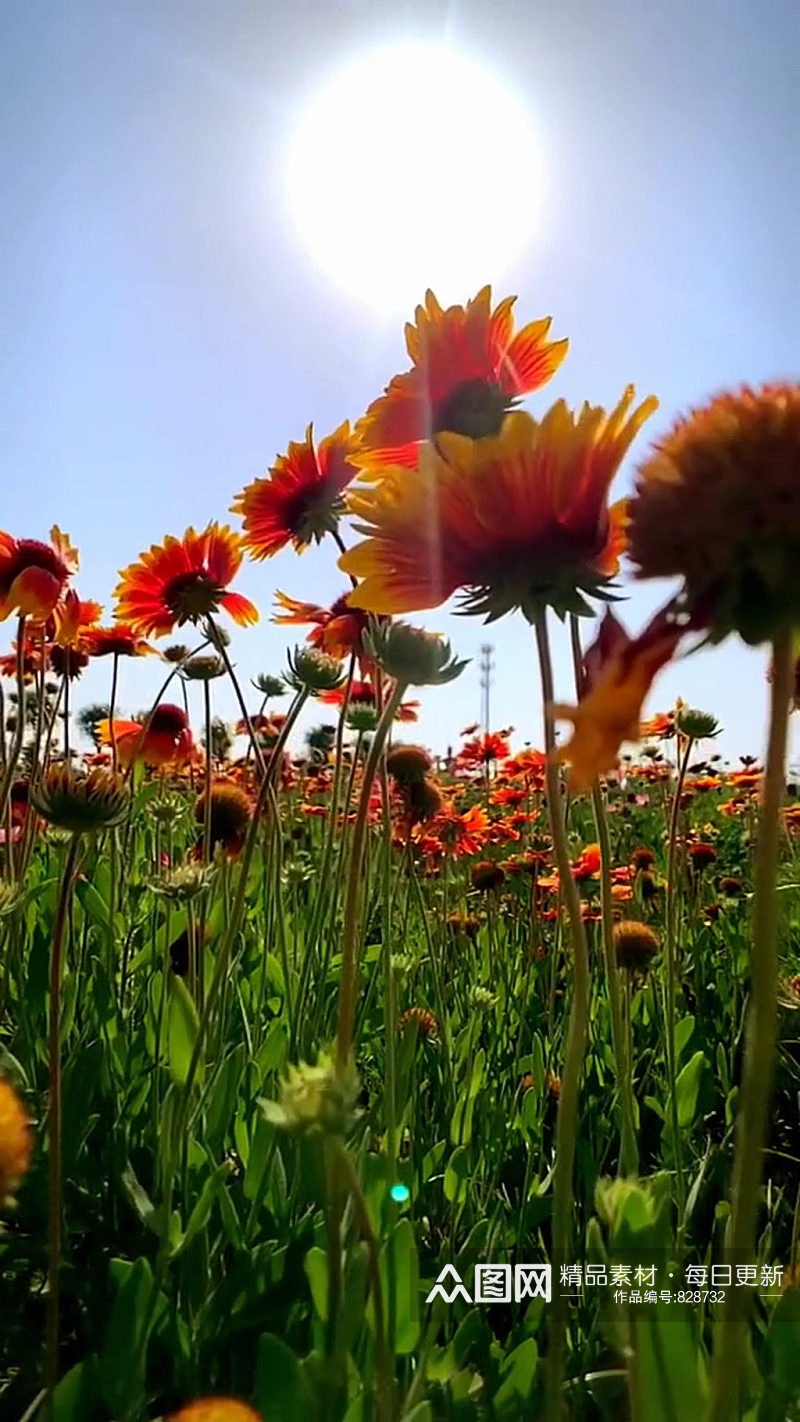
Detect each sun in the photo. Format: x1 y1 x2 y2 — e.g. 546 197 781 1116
285 42 543 315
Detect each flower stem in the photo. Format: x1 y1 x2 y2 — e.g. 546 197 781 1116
0 616 28 830
534 612 590 1418
665 730 694 1220
706 624 793 1422
44 832 81 1415
336 681 406 1073
569 614 637 1176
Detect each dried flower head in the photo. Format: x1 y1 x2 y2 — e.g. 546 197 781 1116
470 860 506 892
386 743 433 785
613 920 661 974
629 382 800 645
32 766 128 835
194 780 252 856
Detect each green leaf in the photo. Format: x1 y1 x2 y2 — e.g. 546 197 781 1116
98 1257 153 1415
444 1145 471 1205
493 1337 539 1416
674 1015 696 1063
304 1245 328 1322
675 1051 707 1130
53 1357 99 1421
166 972 203 1086
254 1332 312 1420
173 1158 235 1257
764 1284 800 1395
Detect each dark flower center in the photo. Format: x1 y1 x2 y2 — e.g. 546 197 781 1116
163 571 225 621
148 704 189 736
433 379 511 440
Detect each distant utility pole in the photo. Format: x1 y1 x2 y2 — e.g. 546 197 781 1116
479 643 494 736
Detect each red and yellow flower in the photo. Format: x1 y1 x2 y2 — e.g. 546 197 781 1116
341 389 657 621
0 527 78 623
97 703 197 769
114 524 258 638
232 423 359 559
356 286 568 467
553 609 684 791
273 590 380 674
86 623 156 658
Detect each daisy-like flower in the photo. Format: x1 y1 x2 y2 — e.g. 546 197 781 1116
114 524 258 638
273 590 381 675
0 526 78 623
629 381 800 645
97 703 197 769
232 422 359 559
341 389 657 621
356 286 568 467
85 623 155 658
553 609 684 791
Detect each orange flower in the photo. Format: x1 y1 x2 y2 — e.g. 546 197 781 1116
86 623 155 657
50 591 103 649
341 390 657 621
456 731 511 770
425 802 489 858
0 526 78 623
571 843 601 880
273 590 379 674
318 677 419 722
232 422 359 559
0 1076 33 1207
114 524 258 638
554 608 684 791
355 286 568 467
168 1402 260 1422
639 712 675 740
97 703 197 769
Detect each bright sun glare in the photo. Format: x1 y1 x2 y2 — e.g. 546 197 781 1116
285 42 543 314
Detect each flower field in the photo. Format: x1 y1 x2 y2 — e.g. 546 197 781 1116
1 289 800 1421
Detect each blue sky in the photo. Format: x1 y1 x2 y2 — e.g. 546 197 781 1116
2 0 798 764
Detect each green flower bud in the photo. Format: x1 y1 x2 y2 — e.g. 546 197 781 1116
364 621 468 687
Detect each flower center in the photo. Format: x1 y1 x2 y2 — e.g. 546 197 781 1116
163 571 225 622
433 379 511 440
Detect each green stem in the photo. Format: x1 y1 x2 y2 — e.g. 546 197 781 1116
336 681 406 1072
569 614 637 1176
45 833 81 1414
534 611 590 1420
665 731 694 1219
706 624 793 1422
0 616 28 829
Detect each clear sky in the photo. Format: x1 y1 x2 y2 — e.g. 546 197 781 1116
2 0 798 764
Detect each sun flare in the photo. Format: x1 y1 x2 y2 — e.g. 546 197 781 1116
285 42 544 313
